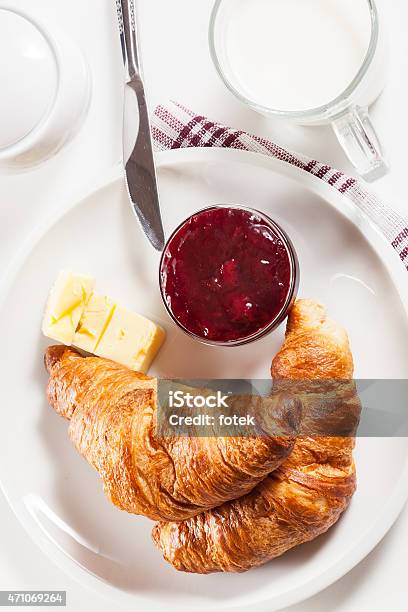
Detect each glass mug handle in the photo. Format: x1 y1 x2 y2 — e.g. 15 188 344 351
332 107 388 182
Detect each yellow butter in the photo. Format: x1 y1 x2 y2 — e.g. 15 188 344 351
94 305 166 373
42 271 95 345
43 272 165 373
73 293 116 353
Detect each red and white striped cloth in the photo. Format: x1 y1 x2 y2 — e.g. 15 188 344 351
152 101 408 271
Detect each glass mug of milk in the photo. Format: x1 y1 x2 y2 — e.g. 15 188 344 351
210 0 387 181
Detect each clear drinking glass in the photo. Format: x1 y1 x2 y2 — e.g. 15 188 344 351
0 7 91 172
209 0 388 182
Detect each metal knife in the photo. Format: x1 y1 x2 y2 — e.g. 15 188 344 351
116 0 165 251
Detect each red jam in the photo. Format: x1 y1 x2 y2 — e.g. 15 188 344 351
160 207 295 343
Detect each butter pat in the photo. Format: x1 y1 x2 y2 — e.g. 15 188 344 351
42 271 95 345
43 271 166 373
73 293 115 353
95 305 165 373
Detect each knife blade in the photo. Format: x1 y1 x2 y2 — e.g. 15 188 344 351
116 0 165 251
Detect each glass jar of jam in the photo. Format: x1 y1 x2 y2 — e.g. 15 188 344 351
160 206 299 346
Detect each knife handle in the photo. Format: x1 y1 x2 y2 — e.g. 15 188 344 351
116 0 141 82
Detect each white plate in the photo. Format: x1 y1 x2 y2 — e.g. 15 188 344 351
1 147 408 612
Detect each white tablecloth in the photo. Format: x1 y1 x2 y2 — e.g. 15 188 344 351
0 1 407 610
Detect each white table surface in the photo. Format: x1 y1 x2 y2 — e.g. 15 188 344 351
0 0 407 610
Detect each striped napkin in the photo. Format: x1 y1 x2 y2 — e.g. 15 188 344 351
152 101 408 271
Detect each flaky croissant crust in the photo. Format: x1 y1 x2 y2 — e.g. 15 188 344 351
45 346 296 522
152 300 360 573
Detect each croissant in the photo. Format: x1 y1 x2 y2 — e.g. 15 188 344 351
44 345 297 522
152 300 360 572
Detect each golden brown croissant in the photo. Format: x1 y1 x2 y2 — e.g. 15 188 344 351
152 300 360 572
44 345 297 522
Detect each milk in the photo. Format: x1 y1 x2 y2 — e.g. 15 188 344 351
225 0 372 112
